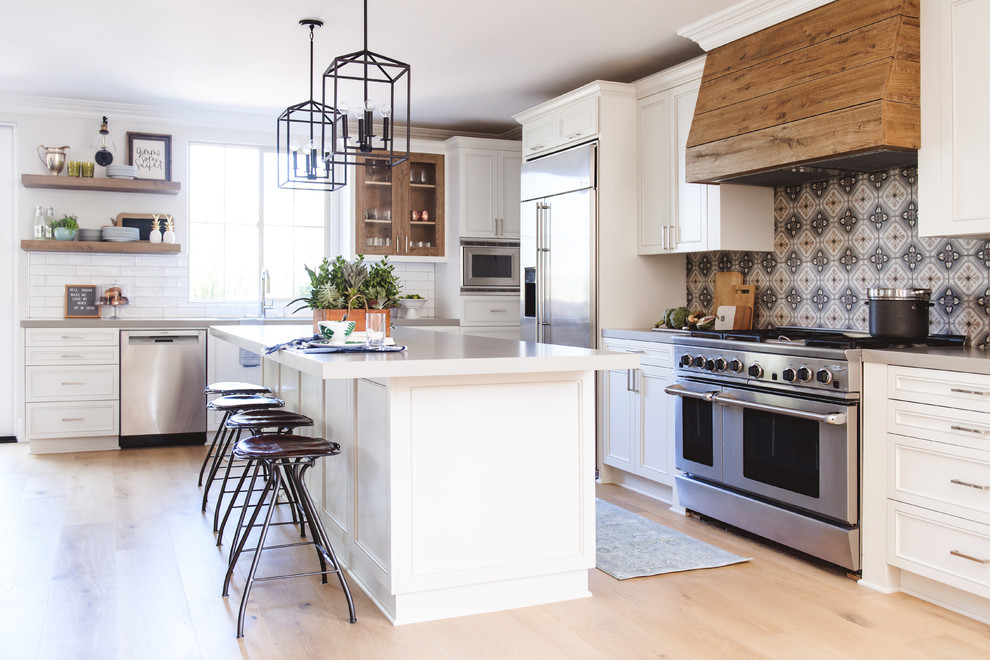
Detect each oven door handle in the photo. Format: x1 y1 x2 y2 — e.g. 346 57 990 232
664 384 718 402
711 393 847 426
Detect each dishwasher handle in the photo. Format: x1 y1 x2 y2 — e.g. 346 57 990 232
125 333 202 346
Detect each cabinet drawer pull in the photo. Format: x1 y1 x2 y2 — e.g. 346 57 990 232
950 479 987 490
951 388 988 397
61 417 85 422
60 354 83 358
60 335 84 339
950 425 986 435
950 550 990 565
529 145 543 152
489 309 507 313
60 382 85 386
565 132 582 139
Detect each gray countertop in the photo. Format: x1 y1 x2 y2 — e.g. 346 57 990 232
602 328 687 343
862 346 990 375
21 317 460 329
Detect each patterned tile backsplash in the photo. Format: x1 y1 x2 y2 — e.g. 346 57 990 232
686 167 990 347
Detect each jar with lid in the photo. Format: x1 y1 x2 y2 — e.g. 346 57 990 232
32 206 45 239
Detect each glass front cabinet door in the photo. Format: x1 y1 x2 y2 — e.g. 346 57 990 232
354 152 445 258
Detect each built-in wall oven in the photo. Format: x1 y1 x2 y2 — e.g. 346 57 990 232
461 241 519 291
666 332 862 570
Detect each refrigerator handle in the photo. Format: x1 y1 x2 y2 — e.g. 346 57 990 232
538 201 551 343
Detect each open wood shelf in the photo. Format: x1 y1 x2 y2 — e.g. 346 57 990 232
21 174 181 195
20 240 181 254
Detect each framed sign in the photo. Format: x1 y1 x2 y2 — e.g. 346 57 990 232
65 285 100 319
127 132 172 181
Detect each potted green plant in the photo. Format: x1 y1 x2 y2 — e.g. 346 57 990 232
50 214 79 241
289 255 402 333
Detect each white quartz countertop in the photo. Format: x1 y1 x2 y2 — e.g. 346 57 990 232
862 346 990 375
21 317 459 329
212 324 638 380
602 328 687 343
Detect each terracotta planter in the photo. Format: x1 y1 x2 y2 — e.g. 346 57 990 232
312 308 391 336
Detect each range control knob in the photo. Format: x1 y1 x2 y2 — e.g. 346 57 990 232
782 367 797 382
693 355 706 368
796 366 813 383
728 359 744 373
680 354 693 368
816 368 833 385
705 358 717 372
747 363 764 379
714 357 728 373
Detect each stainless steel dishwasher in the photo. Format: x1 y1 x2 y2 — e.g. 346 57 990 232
120 329 207 448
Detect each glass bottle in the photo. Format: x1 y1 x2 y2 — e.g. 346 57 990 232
44 206 54 239
33 206 45 239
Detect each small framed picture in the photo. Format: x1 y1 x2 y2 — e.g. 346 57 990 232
127 132 172 181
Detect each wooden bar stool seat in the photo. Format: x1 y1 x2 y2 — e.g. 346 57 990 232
205 381 272 396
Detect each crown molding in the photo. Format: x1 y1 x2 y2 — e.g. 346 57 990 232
677 0 835 51
0 94 514 142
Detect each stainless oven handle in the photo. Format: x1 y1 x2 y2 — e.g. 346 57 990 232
664 384 717 401
711 393 847 426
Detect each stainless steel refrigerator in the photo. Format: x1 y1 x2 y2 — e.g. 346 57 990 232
520 142 598 348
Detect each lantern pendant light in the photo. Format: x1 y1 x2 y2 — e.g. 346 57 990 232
322 0 410 170
277 19 347 191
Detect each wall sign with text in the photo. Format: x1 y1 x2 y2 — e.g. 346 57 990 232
127 132 172 181
64 285 100 319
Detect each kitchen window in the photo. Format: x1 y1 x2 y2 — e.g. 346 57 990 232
188 143 331 303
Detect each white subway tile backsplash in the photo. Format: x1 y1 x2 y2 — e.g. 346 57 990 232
75 266 122 277
92 256 137 266
47 254 93 266
35 265 76 277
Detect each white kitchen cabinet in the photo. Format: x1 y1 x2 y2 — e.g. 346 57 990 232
636 57 773 255
24 327 120 453
919 0 990 237
601 338 676 487
863 362 990 619
520 96 598 158
446 137 522 239
206 332 263 431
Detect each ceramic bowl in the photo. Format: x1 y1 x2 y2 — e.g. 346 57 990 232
319 320 356 344
53 228 77 241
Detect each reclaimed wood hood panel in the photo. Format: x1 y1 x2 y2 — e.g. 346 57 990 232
685 0 920 185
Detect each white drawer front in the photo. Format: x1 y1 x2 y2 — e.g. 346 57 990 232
25 345 119 366
602 338 674 368
887 398 990 451
888 366 990 410
27 401 119 438
889 435 990 524
461 297 521 326
25 327 118 347
26 365 119 402
522 117 556 156
888 502 990 599
555 98 599 148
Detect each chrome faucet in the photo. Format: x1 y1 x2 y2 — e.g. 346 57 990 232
260 269 273 318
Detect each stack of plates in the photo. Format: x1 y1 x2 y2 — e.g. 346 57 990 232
77 228 102 242
105 164 138 180
102 227 140 242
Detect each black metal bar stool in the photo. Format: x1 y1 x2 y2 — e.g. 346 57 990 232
198 382 273 486
223 433 356 638
201 395 284 513
214 409 315 541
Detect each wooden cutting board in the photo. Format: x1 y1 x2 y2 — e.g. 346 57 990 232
713 271 754 329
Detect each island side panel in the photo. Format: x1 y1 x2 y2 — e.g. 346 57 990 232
387 370 596 624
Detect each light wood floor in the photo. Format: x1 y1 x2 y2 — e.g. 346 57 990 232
2 442 990 659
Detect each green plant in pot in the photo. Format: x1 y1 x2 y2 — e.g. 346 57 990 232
50 214 79 241
289 255 402 333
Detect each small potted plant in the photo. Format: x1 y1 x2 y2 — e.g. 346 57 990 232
50 214 79 241
289 255 402 333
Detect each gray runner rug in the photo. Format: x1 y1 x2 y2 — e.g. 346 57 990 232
596 498 750 580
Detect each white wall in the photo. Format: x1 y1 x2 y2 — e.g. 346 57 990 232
0 123 16 438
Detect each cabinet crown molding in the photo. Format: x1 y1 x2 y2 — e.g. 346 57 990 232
677 0 835 51
512 80 635 125
634 57 706 99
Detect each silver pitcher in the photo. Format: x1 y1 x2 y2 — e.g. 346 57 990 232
38 145 70 175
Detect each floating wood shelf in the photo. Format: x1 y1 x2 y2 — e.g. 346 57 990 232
20 240 181 254
21 174 181 195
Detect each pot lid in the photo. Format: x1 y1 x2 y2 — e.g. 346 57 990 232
867 287 932 301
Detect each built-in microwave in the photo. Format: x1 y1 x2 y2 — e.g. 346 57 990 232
461 241 520 291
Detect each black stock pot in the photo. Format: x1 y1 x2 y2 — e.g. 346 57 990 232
866 288 933 340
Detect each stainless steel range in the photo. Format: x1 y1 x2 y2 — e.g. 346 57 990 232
666 327 964 572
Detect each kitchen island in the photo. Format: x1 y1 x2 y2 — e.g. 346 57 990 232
210 324 637 625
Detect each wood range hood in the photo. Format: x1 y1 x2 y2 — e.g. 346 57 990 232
685 0 919 186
